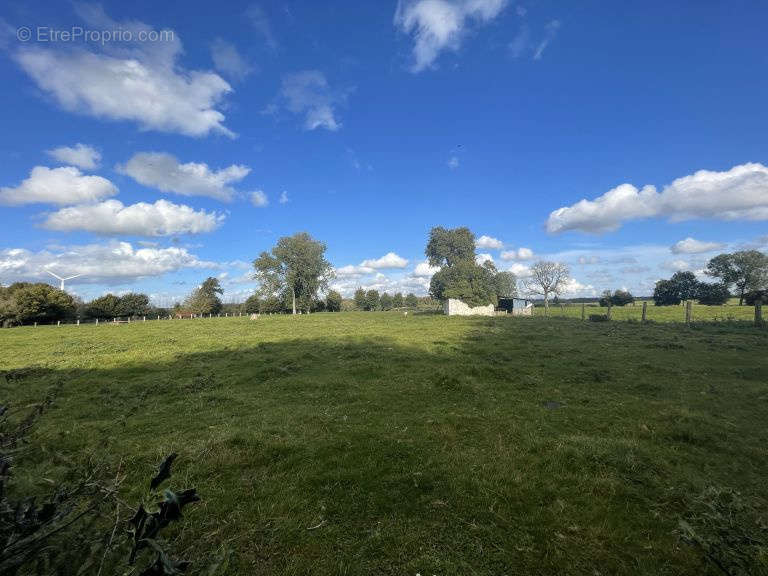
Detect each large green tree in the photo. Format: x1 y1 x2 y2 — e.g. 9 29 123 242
185 277 223 315
325 290 342 312
0 283 75 326
253 233 333 314
705 251 768 305
353 288 366 310
426 227 498 306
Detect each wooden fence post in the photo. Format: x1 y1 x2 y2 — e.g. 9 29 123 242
76 319 80 326
96 318 99 326
641 301 647 322
581 303 585 321
756 302 763 327
685 300 692 324
34 322 37 328
607 302 612 321
57 320 60 326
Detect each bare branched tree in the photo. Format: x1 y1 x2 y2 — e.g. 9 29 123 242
524 261 570 314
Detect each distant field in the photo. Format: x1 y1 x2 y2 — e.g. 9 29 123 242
542 302 758 323
2 313 767 575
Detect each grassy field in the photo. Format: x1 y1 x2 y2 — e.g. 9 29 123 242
2 313 767 575
542 302 758 323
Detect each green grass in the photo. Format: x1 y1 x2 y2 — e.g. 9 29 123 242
545 302 758 323
2 313 767 575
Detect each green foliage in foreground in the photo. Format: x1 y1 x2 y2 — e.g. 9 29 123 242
1 314 767 575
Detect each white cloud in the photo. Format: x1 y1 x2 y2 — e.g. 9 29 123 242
476 253 494 265
506 262 531 277
508 25 530 58
413 260 441 277
281 71 345 131
279 190 289 204
0 241 218 285
661 259 693 272
547 163 768 234
577 255 600 265
250 190 269 206
476 235 503 249
670 237 725 254
360 252 409 269
42 199 224 236
335 264 375 278
500 247 534 260
447 156 460 169
560 277 596 297
533 19 561 60
0 166 117 206
117 152 250 201
394 0 508 72
13 7 232 137
46 144 101 170
210 38 253 80
246 4 278 52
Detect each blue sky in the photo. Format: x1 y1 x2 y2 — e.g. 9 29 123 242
1 1 767 304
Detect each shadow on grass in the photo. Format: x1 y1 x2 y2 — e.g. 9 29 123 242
3 319 768 575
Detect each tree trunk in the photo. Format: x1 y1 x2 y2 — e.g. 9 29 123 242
292 288 296 315
739 286 745 306
544 293 549 316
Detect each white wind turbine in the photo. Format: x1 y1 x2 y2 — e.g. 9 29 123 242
46 270 82 291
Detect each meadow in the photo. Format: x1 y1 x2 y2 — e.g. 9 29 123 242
2 313 767 575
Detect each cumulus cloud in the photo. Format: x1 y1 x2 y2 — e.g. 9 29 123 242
577 255 600 265
42 199 224 236
671 237 725 255
280 71 346 131
246 4 278 52
394 0 508 72
0 166 117 205
412 260 441 277
360 252 409 269
505 262 531 277
250 190 269 206
500 247 533 260
0 241 217 285
279 190 289 204
210 38 254 80
12 6 232 137
560 277 596 297
476 235 503 249
548 163 768 234
476 253 494 265
447 156 460 169
117 152 250 201
46 144 101 170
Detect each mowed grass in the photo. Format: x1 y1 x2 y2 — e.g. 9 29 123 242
2 313 767 575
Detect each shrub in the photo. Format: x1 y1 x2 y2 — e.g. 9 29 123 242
696 282 731 305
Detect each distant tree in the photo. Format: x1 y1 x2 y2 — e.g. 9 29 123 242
744 289 767 305
493 271 518 299
611 289 634 306
524 261 570 314
365 289 380 311
705 251 768 305
405 293 419 308
353 288 366 310
325 290 342 312
671 271 699 301
425 226 475 268
312 298 326 312
379 293 393 310
392 292 404 308
185 277 223 315
1 283 75 325
599 290 612 308
430 261 498 307
118 293 150 317
653 279 681 306
86 294 123 318
244 294 261 313
696 282 730 305
260 295 283 313
253 232 334 314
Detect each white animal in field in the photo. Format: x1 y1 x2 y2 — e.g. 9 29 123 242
403 311 408 316
250 313 260 320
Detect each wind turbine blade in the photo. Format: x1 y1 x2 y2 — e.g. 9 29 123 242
45 270 63 281
64 274 82 280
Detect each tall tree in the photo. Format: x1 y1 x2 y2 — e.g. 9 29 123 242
670 271 698 301
325 290 342 312
253 232 334 314
493 271 518 299
425 226 475 268
392 292 404 308
379 293 393 310
353 288 366 310
524 261 570 314
244 294 261 314
405 293 419 308
185 277 223 315
365 289 380 311
705 251 768 305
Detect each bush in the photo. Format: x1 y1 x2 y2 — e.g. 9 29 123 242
612 289 635 306
0 283 76 326
696 282 731 305
744 290 767 305
244 294 261 313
